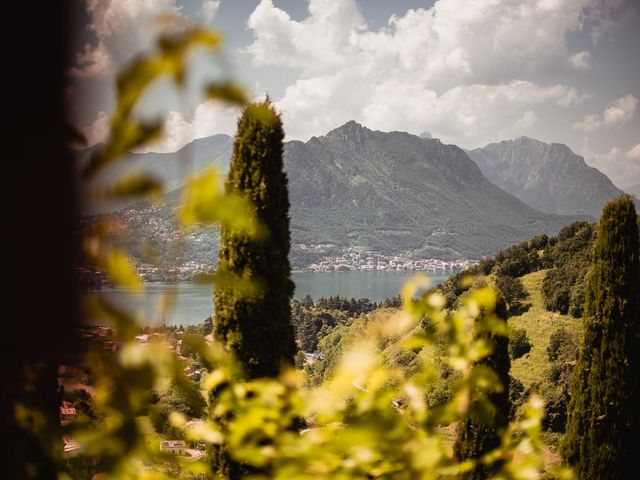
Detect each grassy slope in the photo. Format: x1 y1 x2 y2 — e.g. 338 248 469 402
508 270 581 390
315 272 580 470
320 271 582 391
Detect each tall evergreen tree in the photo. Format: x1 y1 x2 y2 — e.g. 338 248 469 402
454 297 511 480
211 101 297 479
562 196 640 479
213 100 297 379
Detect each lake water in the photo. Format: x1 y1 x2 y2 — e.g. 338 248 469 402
95 271 453 326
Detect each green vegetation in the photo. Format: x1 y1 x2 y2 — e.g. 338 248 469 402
541 222 594 317
502 272 576 383
495 274 528 312
291 295 379 354
213 101 297 380
563 196 640 479
453 297 511 480
509 328 532 360
34 16 640 480
392 228 595 452
301 307 421 387
211 101 298 478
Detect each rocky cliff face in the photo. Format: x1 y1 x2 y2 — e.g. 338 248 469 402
467 137 628 217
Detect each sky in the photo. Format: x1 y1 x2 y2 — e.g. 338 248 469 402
69 0 640 189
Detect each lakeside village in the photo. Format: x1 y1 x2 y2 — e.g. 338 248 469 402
299 245 475 273
130 245 476 282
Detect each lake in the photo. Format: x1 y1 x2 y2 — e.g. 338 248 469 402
95 270 453 326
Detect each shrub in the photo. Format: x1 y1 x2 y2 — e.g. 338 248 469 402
509 328 532 360
496 275 527 310
547 327 578 363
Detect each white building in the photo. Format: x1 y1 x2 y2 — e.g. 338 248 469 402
160 440 187 455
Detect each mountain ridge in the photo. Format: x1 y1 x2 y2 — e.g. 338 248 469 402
85 122 589 270
283 122 582 261
467 136 632 217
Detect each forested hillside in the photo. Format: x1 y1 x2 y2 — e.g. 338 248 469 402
294 217 638 446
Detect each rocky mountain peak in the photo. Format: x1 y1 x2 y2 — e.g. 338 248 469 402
468 137 631 217
324 120 373 145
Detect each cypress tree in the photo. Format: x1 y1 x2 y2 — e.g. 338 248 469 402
454 297 511 480
211 101 297 479
214 100 297 379
562 196 640 479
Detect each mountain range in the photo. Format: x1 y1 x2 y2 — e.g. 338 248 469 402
467 137 632 217
284 121 575 260
86 122 632 268
80 134 233 214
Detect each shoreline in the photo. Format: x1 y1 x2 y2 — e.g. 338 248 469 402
92 268 461 289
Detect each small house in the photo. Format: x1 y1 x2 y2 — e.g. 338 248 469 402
160 440 187 455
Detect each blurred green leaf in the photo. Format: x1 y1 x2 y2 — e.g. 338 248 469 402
179 167 263 237
102 250 141 291
206 82 248 105
93 171 163 200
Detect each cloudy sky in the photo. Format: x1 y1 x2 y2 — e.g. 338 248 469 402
70 0 640 189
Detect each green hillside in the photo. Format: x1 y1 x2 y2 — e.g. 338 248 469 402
508 270 580 390
296 220 630 448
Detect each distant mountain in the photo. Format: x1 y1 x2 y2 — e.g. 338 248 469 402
80 135 233 213
467 137 629 217
89 123 584 270
283 122 579 261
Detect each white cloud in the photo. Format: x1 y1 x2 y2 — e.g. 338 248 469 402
626 144 640 160
140 101 240 153
569 51 592 70
72 0 181 77
246 0 595 87
244 0 600 145
82 101 241 152
582 143 640 188
202 0 221 23
573 114 602 132
511 110 539 131
603 94 638 127
573 94 638 131
245 0 365 74
278 78 585 146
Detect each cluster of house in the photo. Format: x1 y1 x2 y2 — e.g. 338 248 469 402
306 248 475 272
302 352 325 364
137 261 214 282
62 326 215 460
